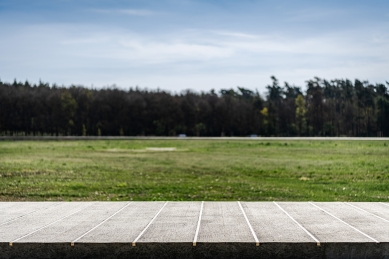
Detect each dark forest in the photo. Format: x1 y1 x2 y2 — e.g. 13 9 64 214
1 76 388 137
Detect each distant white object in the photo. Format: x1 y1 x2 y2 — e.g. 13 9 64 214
248 134 258 138
146 147 176 151
178 134 187 137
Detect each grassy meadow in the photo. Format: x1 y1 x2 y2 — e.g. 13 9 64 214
0 139 388 201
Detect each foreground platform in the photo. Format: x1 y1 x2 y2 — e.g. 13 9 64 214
0 202 388 259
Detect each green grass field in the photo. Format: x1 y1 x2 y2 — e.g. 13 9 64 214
0 139 388 201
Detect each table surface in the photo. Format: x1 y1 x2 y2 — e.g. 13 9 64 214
1 202 388 246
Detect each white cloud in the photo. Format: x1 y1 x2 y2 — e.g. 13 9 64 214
61 28 388 66
116 40 233 63
1 23 389 92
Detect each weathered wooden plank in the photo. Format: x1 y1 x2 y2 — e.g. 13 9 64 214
278 202 374 242
15 202 128 243
314 202 389 242
75 202 166 243
197 202 254 243
137 202 201 243
0 202 58 225
242 202 316 243
0 202 91 243
348 202 389 221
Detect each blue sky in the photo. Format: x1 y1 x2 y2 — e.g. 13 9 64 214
1 0 388 93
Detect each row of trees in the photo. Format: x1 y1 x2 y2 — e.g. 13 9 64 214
0 77 388 137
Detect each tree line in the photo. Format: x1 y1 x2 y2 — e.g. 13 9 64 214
0 76 388 137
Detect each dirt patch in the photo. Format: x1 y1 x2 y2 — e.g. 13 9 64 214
146 147 177 151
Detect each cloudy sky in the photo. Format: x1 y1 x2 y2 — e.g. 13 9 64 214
1 0 388 92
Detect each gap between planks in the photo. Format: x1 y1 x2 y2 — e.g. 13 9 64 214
238 201 259 246
193 201 204 246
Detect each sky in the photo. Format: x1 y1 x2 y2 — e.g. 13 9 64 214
0 0 388 93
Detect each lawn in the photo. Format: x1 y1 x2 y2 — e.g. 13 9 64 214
0 139 388 201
